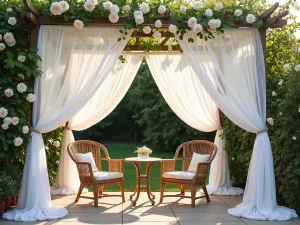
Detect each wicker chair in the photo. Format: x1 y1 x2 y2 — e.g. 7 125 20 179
160 140 217 207
67 140 125 207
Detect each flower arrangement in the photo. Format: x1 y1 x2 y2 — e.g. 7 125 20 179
134 146 152 159
44 0 264 41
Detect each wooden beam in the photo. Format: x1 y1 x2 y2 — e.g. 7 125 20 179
25 12 37 24
124 45 181 51
264 10 289 27
161 37 170 46
259 2 279 19
23 0 39 16
269 20 287 28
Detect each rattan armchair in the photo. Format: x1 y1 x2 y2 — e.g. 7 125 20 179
67 140 125 207
160 140 217 208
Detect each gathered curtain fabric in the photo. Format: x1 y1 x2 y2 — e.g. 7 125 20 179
3 26 132 222
177 28 297 220
145 54 243 196
52 54 143 195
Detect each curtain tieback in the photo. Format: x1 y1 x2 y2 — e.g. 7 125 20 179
30 127 41 134
65 126 72 130
256 128 268 135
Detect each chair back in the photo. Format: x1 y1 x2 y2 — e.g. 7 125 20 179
67 140 110 173
174 140 217 171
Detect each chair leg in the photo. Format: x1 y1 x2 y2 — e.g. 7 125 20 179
202 184 210 202
191 185 196 208
98 186 104 197
93 184 99 208
180 185 185 198
121 180 125 202
160 182 166 203
75 184 84 203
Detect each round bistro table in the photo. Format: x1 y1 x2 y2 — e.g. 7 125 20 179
125 157 162 206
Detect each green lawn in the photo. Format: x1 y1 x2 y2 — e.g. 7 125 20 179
100 143 183 192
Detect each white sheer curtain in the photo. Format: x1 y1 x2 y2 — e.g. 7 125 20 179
177 28 297 220
146 54 243 195
3 26 132 222
52 54 143 195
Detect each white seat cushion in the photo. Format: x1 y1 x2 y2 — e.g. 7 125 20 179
162 171 195 180
93 171 123 181
188 152 210 173
76 152 99 172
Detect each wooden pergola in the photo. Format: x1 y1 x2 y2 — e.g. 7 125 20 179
15 0 289 126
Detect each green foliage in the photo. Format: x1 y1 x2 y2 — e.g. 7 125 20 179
0 171 17 201
225 20 300 211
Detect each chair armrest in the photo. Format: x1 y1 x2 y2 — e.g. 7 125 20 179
194 162 210 181
76 162 96 181
109 159 124 173
161 159 176 175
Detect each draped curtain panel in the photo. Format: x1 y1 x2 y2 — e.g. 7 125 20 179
3 26 132 222
177 28 297 220
52 54 143 195
146 54 243 196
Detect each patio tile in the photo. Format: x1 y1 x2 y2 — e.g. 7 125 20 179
170 204 230 213
56 222 121 225
175 212 240 222
123 222 179 225
67 203 123 213
123 212 177 222
180 222 245 225
241 218 298 225
0 220 58 225
293 217 300 224
60 212 122 222
166 197 225 206
219 198 243 206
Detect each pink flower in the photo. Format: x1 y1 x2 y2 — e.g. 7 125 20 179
11 117 19 126
50 2 63 15
0 108 8 118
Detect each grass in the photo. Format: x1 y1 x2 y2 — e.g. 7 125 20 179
100 142 183 192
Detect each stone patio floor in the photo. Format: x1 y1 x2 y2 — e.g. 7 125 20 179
0 192 299 225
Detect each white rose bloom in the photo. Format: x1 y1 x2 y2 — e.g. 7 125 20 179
267 117 274 126
143 26 151 34
192 1 203 10
271 91 277 97
246 14 256 24
110 4 120 13
193 24 203 33
109 12 119 23
87 0 98 5
84 2 95 12
6 8 13 12
279 112 283 116
26 93 36 103
124 5 131 12
0 43 5 51
13 137 23 146
134 11 143 18
60 1 69 12
103 1 112 10
295 64 300 72
8 17 17 26
158 5 166 14
283 63 292 71
11 117 19 126
155 20 162 28
135 15 144 25
7 39 16 47
18 73 25 79
292 136 297 140
50 2 63 15
180 5 187 14
74 20 84 29
169 24 177 34
22 126 29 134
3 32 15 44
18 55 26 62
232 157 235 160
208 19 222 29
234 9 242 17
17 83 27 93
3 117 12 125
139 2 150 14
4 88 14 97
53 140 61 148
2 123 9 130
152 31 161 39
278 79 283 86
205 9 213 17
188 17 197 28
0 108 8 118
214 3 224 11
